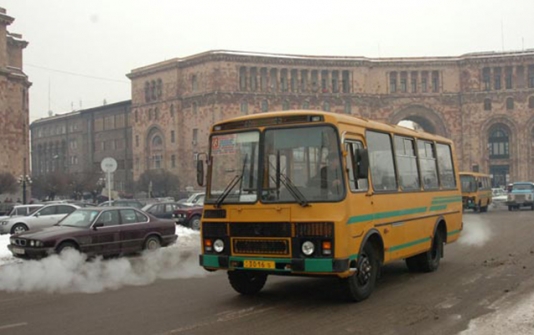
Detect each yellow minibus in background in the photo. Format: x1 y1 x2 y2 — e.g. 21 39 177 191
197 110 463 302
459 172 492 212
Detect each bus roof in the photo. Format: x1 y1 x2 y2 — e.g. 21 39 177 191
211 110 453 143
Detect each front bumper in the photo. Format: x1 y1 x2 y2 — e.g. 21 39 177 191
199 254 351 274
7 244 55 259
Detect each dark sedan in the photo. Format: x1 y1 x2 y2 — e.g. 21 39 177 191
8 207 177 259
172 205 203 230
142 202 183 219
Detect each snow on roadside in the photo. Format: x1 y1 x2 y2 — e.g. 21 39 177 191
0 226 210 293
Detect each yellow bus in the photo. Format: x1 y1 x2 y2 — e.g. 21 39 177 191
459 172 492 212
197 111 463 302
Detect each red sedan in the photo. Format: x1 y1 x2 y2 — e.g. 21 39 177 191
173 205 203 230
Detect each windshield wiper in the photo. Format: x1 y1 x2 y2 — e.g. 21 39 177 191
270 151 309 207
215 154 248 208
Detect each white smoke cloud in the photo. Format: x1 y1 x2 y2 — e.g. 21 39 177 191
458 215 493 247
0 228 211 294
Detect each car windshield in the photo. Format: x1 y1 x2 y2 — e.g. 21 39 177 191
512 183 534 191
59 209 100 228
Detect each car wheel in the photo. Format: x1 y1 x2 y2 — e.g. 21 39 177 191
189 215 201 231
56 242 78 254
144 235 161 251
11 223 28 235
341 242 380 302
228 270 268 295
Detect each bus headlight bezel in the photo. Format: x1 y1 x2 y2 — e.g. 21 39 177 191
213 239 225 253
301 241 315 256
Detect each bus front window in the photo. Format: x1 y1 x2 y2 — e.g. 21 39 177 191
207 131 260 204
262 126 344 203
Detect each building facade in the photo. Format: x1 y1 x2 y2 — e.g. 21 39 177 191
127 50 534 189
0 8 30 191
30 100 133 195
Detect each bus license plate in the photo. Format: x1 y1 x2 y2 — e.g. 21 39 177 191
12 247 25 255
244 260 275 269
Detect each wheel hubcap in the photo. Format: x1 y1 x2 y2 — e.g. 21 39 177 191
357 256 372 285
147 240 159 250
13 226 26 234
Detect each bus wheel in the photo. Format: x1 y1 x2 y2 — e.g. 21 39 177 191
228 270 267 295
341 242 379 302
480 204 488 213
406 231 443 273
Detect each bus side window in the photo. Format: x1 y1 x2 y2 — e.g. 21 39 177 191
345 140 368 192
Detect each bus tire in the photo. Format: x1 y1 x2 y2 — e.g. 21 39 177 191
227 270 267 295
341 242 379 302
405 231 443 273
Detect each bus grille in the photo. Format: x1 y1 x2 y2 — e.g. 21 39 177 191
230 222 291 237
233 238 290 255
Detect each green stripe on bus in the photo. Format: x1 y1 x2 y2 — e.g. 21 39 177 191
429 205 447 211
348 207 427 224
389 237 431 252
431 196 462 205
447 229 461 236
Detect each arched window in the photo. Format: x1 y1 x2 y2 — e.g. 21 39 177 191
239 67 247 91
144 82 150 102
489 126 509 159
152 135 163 147
483 98 492 111
261 100 268 112
240 101 248 115
157 79 163 98
170 104 175 118
282 100 290 111
506 97 514 110
134 109 138 122
323 101 330 112
151 80 156 100
529 96 534 109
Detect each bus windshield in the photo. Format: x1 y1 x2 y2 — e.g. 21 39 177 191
206 125 344 205
460 175 477 193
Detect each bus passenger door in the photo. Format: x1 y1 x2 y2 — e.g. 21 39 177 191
344 139 373 239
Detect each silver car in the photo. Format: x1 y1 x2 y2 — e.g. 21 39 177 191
0 204 79 235
0 204 44 221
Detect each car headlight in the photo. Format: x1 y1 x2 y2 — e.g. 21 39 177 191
35 241 43 247
301 241 315 256
213 239 224 253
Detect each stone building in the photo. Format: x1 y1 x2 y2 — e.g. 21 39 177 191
127 50 534 189
0 8 30 194
30 100 133 195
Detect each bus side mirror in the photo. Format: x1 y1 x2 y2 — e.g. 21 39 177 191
355 148 369 179
197 159 204 186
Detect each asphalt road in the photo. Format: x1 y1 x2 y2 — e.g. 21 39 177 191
1 205 534 335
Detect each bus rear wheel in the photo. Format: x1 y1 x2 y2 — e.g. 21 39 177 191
406 231 443 273
341 242 379 302
228 270 268 295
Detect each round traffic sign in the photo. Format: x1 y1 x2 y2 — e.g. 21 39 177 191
101 157 118 173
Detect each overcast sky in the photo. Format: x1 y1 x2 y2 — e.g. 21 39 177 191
3 0 534 122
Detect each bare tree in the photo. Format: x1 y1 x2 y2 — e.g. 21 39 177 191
137 170 180 198
0 172 18 196
32 172 69 200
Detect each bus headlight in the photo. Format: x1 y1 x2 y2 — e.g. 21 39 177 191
301 241 315 256
213 239 225 253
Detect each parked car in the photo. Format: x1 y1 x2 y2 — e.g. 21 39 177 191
177 192 205 207
0 204 44 221
0 204 79 235
142 202 184 219
505 182 534 211
172 205 203 230
7 207 177 259
98 199 144 209
491 188 508 208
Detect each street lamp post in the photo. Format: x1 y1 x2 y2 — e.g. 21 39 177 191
17 175 32 204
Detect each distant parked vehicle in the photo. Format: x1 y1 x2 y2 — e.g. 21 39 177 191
491 188 507 208
8 207 177 259
172 205 203 230
0 204 44 221
142 202 183 219
177 192 205 207
505 182 534 211
0 203 79 235
98 199 144 209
